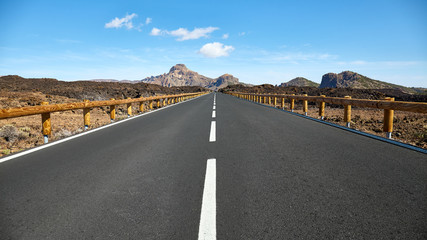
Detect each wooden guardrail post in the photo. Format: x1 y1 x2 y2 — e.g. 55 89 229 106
149 100 153 110
273 97 277 108
127 98 132 117
139 101 144 113
383 97 395 138
157 99 161 108
319 95 326 120
263 96 267 104
344 96 352 127
268 95 271 105
83 100 90 130
303 94 308 116
290 94 295 112
41 101 51 144
281 97 285 110
110 98 116 122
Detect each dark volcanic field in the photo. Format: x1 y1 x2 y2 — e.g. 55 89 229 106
221 84 427 102
0 75 207 102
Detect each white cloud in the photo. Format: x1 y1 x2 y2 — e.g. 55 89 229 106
149 27 219 41
238 32 246 36
222 33 229 39
199 42 234 58
150 27 163 36
105 13 138 30
145 17 152 25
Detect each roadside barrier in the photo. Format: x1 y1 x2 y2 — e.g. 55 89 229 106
0 92 208 143
228 92 427 139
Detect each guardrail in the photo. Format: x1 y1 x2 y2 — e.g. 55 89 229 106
0 92 209 143
228 92 427 139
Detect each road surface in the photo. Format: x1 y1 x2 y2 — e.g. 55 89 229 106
1 93 426 239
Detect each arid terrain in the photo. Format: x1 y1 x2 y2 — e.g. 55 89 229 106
1 76 426 157
220 84 427 149
0 76 208 157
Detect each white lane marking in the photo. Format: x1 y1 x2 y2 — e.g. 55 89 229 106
198 158 216 240
209 121 216 142
213 106 216 110
212 110 216 118
0 94 206 164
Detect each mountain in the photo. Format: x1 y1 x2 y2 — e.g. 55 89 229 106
90 79 138 84
0 75 206 101
319 71 417 94
141 64 239 90
279 77 319 87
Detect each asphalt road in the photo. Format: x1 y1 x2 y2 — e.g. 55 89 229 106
1 93 426 239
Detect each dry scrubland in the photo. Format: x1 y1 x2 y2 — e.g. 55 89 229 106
1 90 427 157
277 103 426 149
0 91 172 157
0 75 206 157
220 84 427 150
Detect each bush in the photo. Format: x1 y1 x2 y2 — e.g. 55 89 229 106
0 125 18 142
0 125 29 142
55 129 73 139
1 149 11 155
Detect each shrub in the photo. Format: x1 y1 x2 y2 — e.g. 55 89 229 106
0 125 18 142
1 149 11 155
55 129 73 139
0 125 29 142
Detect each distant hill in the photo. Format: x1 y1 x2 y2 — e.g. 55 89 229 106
140 64 239 90
279 77 319 87
320 71 417 94
0 75 207 101
90 79 138 84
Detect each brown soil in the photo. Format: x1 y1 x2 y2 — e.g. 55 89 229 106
220 85 427 149
221 84 427 102
0 76 209 157
0 75 207 101
288 104 426 149
0 90 166 157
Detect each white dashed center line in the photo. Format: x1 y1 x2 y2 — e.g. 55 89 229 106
213 106 216 110
198 158 216 240
209 121 216 142
212 110 216 118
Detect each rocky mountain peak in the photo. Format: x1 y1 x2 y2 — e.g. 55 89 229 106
169 64 188 73
279 77 319 87
141 64 239 90
319 71 418 94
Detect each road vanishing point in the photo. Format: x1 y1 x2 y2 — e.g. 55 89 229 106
1 93 426 239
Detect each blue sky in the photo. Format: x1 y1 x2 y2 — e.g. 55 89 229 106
1 0 426 87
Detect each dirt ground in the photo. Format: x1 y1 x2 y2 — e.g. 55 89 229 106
0 92 173 157
270 102 427 149
1 91 426 157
